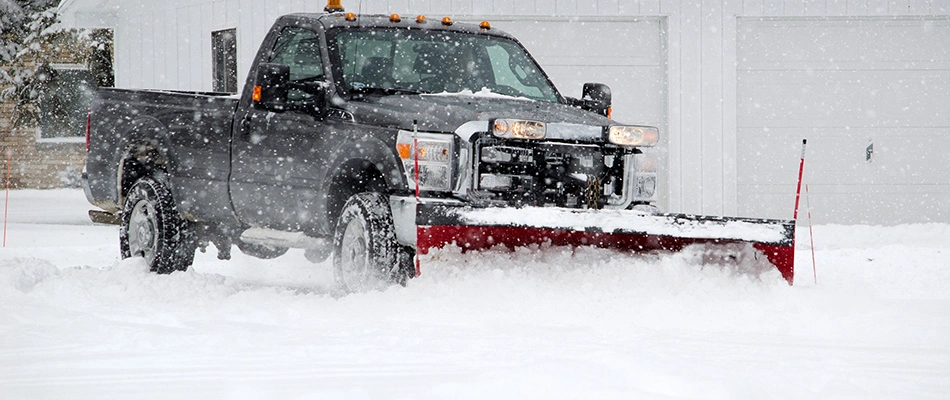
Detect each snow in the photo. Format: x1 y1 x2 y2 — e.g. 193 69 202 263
451 206 792 243
424 88 534 102
2 189 949 399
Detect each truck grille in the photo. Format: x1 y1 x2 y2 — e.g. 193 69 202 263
470 137 636 209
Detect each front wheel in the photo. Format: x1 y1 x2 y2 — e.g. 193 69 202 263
120 177 197 273
332 192 407 292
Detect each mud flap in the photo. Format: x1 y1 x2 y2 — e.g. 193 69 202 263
416 203 795 285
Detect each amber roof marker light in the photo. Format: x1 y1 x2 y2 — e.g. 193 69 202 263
389 13 402 23
441 17 453 26
416 15 427 24
325 0 344 13
480 21 491 30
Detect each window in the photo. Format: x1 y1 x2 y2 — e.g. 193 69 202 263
212 28 237 93
37 64 96 140
269 27 325 104
35 28 113 141
271 27 324 82
328 29 559 102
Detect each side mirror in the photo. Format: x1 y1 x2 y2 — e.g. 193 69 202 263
299 81 329 118
253 63 290 112
582 83 611 118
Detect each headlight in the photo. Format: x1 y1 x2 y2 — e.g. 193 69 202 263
396 131 454 192
608 125 659 147
493 119 545 139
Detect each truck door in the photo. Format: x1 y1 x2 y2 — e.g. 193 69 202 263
231 26 333 232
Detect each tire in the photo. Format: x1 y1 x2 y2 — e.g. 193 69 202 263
120 177 197 273
332 192 405 292
236 241 288 259
394 244 415 287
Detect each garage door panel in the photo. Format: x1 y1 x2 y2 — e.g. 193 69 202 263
738 18 950 70
739 128 950 185
741 189 950 224
738 70 950 128
738 17 950 224
498 20 664 67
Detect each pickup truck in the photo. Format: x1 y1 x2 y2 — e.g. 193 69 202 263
83 10 662 291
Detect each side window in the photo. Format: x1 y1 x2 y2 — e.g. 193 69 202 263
270 27 325 103
271 27 324 81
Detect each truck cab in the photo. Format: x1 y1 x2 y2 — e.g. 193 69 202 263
236 12 659 234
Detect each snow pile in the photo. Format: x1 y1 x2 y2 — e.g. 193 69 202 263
1 189 949 399
452 206 792 243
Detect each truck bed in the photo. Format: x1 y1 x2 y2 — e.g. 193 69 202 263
84 88 239 222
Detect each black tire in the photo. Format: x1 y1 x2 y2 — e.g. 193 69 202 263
394 244 415 287
332 192 406 292
236 241 288 259
120 177 197 273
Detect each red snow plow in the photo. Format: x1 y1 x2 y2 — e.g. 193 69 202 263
414 140 808 286
416 204 796 284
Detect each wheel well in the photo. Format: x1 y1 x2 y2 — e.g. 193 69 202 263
326 159 388 229
119 144 168 201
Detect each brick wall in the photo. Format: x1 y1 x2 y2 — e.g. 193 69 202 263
0 99 86 189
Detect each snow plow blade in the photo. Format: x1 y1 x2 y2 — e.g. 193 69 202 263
416 203 796 285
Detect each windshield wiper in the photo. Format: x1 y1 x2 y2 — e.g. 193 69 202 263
348 85 424 97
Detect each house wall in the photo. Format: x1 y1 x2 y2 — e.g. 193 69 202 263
57 0 950 223
0 100 86 189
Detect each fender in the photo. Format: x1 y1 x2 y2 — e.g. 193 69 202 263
325 132 407 190
113 116 183 209
320 130 407 231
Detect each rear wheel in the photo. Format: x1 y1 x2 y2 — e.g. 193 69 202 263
332 192 407 292
120 177 197 273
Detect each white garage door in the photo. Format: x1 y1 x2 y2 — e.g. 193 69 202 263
486 18 669 209
737 18 950 224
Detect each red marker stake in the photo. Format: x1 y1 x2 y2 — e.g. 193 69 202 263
789 139 808 285
413 129 421 277
793 139 807 221
3 149 11 248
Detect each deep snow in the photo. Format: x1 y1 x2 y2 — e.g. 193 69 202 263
1 189 948 399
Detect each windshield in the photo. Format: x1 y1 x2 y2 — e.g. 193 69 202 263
328 28 560 102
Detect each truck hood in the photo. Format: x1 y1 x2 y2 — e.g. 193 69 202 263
341 93 614 134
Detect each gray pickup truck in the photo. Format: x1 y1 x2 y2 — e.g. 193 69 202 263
83 10 662 291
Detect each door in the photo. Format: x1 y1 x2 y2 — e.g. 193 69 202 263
737 18 950 224
230 25 333 232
